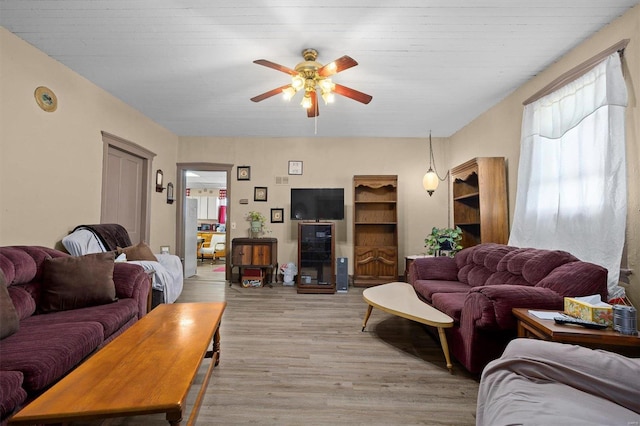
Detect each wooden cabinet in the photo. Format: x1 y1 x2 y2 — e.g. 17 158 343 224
451 157 508 248
231 238 278 284
297 222 335 294
353 175 398 287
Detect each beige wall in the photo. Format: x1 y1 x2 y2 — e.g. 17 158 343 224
2 5 637 294
0 28 179 251
449 5 640 307
178 137 450 271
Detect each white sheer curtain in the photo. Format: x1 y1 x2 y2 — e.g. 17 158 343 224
509 53 627 300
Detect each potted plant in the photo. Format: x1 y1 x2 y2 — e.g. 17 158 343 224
425 226 463 257
246 211 267 237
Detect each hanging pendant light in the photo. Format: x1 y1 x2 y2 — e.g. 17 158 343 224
423 168 439 196
422 131 448 196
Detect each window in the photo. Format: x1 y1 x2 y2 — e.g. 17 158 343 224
509 53 628 300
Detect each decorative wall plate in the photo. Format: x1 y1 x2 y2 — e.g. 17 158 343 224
34 86 57 112
237 166 251 181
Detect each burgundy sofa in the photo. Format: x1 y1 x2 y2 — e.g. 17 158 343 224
0 246 151 423
409 243 608 374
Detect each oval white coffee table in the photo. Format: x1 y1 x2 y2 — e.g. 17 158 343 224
362 281 454 372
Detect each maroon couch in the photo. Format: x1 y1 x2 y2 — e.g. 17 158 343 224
0 246 151 424
409 243 608 374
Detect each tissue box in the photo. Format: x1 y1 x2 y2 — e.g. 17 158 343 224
564 297 613 327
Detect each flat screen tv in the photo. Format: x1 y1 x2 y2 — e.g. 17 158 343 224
291 188 345 221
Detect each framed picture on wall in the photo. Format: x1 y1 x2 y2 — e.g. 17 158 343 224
254 186 268 202
271 208 284 223
288 161 303 175
237 166 251 181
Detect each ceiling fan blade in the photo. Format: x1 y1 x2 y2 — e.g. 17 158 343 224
253 59 298 76
318 56 358 77
250 84 291 102
307 91 319 118
332 83 372 104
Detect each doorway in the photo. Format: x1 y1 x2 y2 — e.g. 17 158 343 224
176 163 232 279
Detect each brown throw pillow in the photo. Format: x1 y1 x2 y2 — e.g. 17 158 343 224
40 252 117 312
0 270 20 339
117 241 157 262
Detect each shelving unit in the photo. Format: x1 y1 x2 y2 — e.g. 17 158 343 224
451 158 508 248
297 222 335 294
353 175 398 287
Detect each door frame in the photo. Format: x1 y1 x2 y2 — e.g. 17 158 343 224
101 131 156 242
176 162 233 269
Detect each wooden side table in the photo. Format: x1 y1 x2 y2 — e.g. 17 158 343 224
512 308 640 356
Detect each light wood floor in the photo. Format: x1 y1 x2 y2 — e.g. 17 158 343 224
73 264 480 425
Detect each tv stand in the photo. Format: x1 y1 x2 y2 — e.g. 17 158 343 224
297 222 335 294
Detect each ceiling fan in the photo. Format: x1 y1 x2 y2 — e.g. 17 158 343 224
250 48 372 118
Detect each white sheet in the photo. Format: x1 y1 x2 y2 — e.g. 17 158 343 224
477 339 640 425
62 229 106 256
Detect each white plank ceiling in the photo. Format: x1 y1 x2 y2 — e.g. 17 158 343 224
1 1 638 138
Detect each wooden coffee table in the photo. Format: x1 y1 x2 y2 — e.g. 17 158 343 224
512 308 640 355
10 302 226 426
362 282 454 372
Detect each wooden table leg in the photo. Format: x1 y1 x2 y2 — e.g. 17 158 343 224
205 323 221 366
362 304 373 331
166 409 183 425
437 327 453 373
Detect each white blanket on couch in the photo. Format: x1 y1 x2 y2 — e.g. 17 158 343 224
62 229 183 304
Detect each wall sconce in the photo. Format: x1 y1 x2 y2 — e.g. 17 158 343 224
166 182 175 204
422 131 449 196
155 169 164 192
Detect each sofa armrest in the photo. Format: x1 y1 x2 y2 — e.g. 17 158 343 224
409 256 458 285
113 262 151 318
465 285 564 330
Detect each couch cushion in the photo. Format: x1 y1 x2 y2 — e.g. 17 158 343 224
413 279 471 304
117 241 157 262
537 261 608 299
0 321 103 391
431 292 467 324
7 286 36 320
496 247 532 272
0 370 27 419
485 271 531 287
521 250 577 285
22 298 138 339
0 271 19 339
40 252 117 313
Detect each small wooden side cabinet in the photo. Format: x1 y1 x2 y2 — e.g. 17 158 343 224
231 238 278 286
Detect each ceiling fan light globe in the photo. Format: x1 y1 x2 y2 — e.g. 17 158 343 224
319 78 333 92
282 87 296 100
423 169 439 193
322 92 335 104
291 76 305 90
301 95 312 109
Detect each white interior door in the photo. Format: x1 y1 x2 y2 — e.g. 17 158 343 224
184 198 198 277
